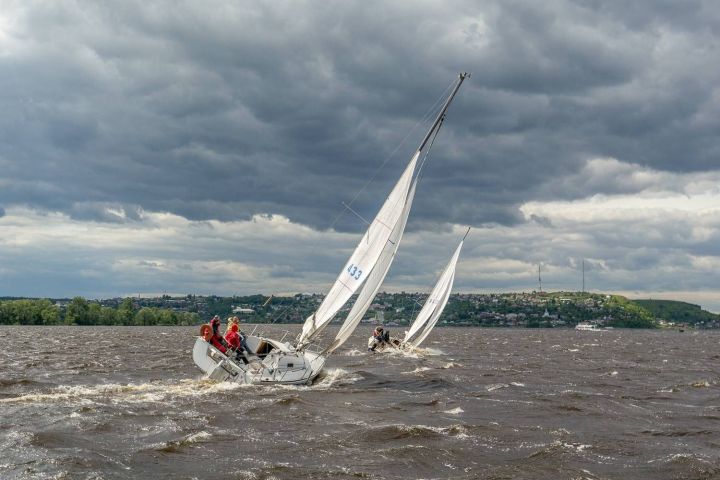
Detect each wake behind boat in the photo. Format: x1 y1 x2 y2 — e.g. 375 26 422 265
192 73 469 384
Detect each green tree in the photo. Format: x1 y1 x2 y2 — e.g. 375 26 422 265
118 298 135 325
134 307 156 326
66 297 90 325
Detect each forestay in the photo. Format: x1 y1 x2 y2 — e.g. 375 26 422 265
323 179 418 354
404 238 465 348
297 151 420 346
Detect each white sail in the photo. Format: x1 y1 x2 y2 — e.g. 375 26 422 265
323 179 417 354
297 151 420 346
404 238 464 347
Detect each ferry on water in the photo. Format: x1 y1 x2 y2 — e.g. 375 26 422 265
575 322 604 331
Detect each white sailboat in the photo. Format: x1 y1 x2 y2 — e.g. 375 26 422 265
368 228 468 353
192 73 468 384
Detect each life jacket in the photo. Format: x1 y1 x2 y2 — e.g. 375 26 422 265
209 334 227 353
224 330 240 349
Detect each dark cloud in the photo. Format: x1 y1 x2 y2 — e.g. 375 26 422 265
2 0 719 233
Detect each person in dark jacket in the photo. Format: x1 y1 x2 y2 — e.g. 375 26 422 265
368 326 388 352
373 326 388 342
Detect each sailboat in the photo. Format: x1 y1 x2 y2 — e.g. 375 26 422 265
192 73 468 384
368 228 468 353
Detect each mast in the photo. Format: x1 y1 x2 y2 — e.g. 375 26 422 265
418 73 469 152
296 73 469 350
582 259 585 293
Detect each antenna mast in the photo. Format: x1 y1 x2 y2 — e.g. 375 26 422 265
582 259 585 294
538 264 542 292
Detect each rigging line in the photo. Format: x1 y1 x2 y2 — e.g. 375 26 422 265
325 78 456 232
341 201 371 226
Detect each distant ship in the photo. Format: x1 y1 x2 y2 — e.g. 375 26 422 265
575 322 604 331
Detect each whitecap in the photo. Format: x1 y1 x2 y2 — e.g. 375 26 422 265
443 407 464 415
486 383 509 392
422 347 445 356
344 349 365 357
312 368 361 389
403 366 432 374
692 380 710 388
441 362 461 369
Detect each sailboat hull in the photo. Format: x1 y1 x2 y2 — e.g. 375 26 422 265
367 335 408 353
193 335 326 385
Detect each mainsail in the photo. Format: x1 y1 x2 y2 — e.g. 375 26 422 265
297 73 469 349
323 180 417 354
297 152 419 346
403 232 467 348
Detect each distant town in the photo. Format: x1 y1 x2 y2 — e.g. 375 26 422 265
1 291 718 328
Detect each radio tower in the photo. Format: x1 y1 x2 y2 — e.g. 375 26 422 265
538 264 542 292
582 259 585 294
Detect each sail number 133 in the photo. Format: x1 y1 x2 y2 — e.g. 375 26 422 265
347 264 363 281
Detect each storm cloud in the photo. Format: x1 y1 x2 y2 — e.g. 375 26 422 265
1 1 719 310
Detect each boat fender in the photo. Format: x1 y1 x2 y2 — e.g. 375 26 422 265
199 324 212 341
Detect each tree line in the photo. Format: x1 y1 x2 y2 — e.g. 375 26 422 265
0 297 200 326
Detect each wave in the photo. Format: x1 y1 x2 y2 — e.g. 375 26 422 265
312 368 362 389
403 366 432 374
486 383 509 392
343 349 366 357
443 407 464 415
420 347 445 356
154 431 212 453
358 423 471 442
441 362 461 369
528 440 591 459
648 452 717 468
0 379 248 405
691 380 711 388
642 429 714 437
0 378 43 387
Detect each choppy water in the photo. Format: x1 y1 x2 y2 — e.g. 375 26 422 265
1 326 719 479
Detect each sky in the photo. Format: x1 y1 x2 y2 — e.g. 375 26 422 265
1 1 719 312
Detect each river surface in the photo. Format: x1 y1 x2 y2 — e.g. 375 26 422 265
1 326 719 479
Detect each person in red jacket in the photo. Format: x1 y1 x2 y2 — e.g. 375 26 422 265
224 322 250 364
208 316 228 354
224 322 242 351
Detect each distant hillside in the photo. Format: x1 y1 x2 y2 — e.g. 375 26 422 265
631 300 720 325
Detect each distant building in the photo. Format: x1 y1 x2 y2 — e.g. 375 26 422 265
232 307 255 314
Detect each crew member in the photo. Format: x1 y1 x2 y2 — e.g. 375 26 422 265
224 322 243 351
368 326 386 352
208 316 228 354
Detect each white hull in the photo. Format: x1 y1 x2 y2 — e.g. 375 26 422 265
193 334 326 385
575 322 604 331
